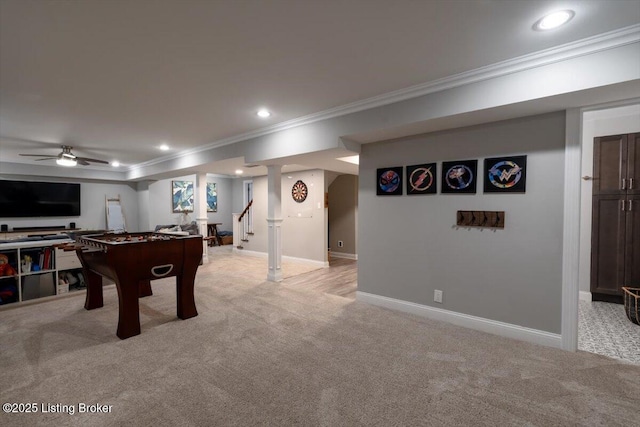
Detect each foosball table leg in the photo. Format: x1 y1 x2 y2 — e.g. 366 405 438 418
84 269 104 310
139 279 153 298
115 279 141 339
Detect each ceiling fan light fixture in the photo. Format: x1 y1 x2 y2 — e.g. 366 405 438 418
56 156 77 167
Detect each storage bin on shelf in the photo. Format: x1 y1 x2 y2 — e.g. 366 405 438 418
622 287 640 326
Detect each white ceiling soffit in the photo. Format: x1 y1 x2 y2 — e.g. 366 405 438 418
128 32 640 180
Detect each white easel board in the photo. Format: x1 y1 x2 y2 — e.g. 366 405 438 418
106 196 126 233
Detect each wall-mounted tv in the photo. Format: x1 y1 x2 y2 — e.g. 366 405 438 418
0 180 81 218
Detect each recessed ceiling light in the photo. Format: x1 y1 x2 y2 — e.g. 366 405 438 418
533 10 575 31
257 109 271 118
112 161 120 167
159 144 169 151
235 169 243 175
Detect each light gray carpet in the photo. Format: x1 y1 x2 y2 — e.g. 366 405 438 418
1 250 639 426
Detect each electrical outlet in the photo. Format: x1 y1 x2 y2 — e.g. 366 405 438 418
434 290 443 303
338 240 344 247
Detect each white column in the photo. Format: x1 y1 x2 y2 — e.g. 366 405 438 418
561 108 582 351
266 165 283 282
232 213 240 250
196 172 209 264
136 181 150 232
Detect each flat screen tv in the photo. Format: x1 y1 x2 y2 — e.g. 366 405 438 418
0 180 81 218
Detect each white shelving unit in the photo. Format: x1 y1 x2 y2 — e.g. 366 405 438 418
0 239 83 306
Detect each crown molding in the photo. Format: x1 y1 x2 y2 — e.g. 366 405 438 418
128 24 640 173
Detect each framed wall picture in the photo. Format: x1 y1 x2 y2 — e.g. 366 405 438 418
484 155 527 193
441 160 477 194
406 163 437 195
376 167 403 196
207 182 218 212
172 180 194 212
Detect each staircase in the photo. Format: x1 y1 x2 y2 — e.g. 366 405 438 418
235 199 253 249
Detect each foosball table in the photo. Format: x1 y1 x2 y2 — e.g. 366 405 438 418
59 232 203 339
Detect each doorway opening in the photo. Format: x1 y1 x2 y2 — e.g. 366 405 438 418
578 105 640 365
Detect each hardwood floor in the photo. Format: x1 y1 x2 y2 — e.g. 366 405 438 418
281 257 357 299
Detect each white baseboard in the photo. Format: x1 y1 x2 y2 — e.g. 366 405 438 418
284 255 328 268
330 252 358 260
232 248 328 267
356 291 562 350
233 248 266 258
579 291 592 302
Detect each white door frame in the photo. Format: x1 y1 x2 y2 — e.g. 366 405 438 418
561 100 640 351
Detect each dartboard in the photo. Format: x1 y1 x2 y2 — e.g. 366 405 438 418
291 180 308 203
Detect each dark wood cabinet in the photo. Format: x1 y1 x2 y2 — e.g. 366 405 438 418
593 133 640 196
591 196 626 297
626 195 640 287
591 132 640 302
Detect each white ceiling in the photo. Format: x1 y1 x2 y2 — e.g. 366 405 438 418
1 0 639 176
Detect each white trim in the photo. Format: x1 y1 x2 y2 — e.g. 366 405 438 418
232 248 328 268
126 25 640 172
0 238 72 250
561 109 583 352
579 291 592 302
356 291 562 349
233 248 266 258
330 252 358 260
283 255 328 268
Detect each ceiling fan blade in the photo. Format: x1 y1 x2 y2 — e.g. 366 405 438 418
76 157 109 164
20 147 108 166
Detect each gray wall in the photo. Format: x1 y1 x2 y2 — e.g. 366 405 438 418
358 112 566 334
136 181 150 231
241 169 328 263
329 174 358 257
232 178 246 214
147 174 234 231
0 176 139 232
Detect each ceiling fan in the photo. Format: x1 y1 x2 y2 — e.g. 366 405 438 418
19 145 109 167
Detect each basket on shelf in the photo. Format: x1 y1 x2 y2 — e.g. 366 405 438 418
622 287 640 326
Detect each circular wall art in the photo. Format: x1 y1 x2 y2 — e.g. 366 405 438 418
291 180 308 203
488 160 522 188
484 155 527 193
376 167 403 195
406 163 437 194
441 159 478 193
446 165 473 189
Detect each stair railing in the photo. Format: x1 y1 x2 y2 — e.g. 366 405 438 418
238 199 253 245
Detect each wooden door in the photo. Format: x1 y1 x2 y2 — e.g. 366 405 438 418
593 134 627 196
591 132 640 302
625 195 640 287
591 195 626 298
627 133 640 195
